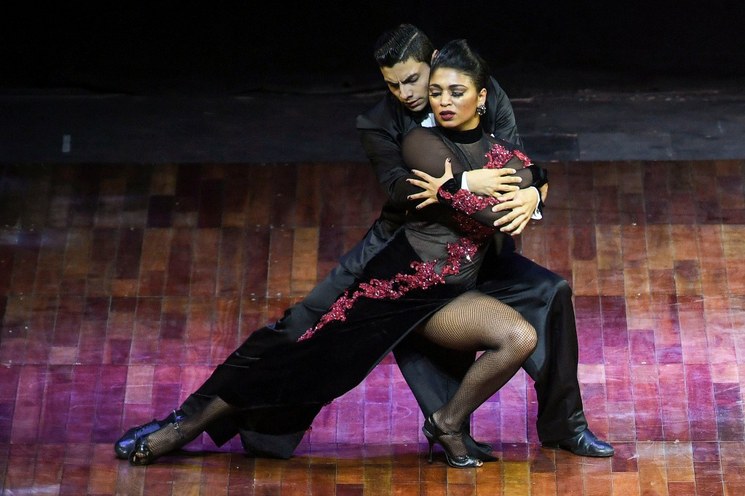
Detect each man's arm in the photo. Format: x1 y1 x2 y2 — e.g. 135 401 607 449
402 128 543 229
481 76 549 234
485 76 523 147
358 127 424 208
409 158 547 236
355 95 427 209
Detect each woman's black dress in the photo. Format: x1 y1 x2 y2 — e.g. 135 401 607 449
204 126 541 441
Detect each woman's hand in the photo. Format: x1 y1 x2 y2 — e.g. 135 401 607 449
406 158 454 209
463 168 521 197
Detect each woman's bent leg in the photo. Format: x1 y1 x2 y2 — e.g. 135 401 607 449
418 290 537 464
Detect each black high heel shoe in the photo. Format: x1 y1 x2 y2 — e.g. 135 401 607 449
114 409 186 459
422 415 483 468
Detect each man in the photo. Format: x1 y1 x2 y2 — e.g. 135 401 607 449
115 24 612 461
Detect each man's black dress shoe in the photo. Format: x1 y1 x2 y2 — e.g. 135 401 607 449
114 409 187 459
541 429 614 457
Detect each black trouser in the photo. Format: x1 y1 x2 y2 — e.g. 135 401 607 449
180 221 586 456
403 246 588 443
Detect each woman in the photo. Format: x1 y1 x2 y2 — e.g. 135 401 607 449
121 39 543 469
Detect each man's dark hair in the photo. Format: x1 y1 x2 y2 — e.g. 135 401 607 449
430 39 490 91
373 23 435 68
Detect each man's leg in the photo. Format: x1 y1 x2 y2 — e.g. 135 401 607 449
392 251 584 448
477 249 613 456
477 251 586 438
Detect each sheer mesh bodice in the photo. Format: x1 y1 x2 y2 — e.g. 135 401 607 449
401 126 536 285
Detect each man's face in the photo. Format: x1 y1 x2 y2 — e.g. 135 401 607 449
379 57 431 112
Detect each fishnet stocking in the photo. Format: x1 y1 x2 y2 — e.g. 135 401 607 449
134 397 236 461
418 290 536 457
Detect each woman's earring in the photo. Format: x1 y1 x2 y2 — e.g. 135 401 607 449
476 104 486 116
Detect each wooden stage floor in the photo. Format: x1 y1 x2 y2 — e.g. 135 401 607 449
1 159 744 495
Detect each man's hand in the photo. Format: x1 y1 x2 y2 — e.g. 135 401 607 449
464 168 521 197
406 158 454 209
539 182 549 203
491 187 540 235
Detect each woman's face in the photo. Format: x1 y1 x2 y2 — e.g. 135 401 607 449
428 67 486 131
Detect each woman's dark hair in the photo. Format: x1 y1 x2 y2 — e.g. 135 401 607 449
430 39 490 91
373 24 435 68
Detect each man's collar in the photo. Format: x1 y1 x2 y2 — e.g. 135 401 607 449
419 112 436 128
411 105 432 123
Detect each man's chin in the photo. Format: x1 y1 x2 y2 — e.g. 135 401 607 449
405 100 427 112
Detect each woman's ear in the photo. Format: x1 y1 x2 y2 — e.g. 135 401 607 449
430 49 439 63
478 88 487 106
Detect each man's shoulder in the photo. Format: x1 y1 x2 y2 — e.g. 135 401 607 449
486 75 506 96
356 93 402 129
356 92 423 136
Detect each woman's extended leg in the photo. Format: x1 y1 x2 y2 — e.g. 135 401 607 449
417 290 537 467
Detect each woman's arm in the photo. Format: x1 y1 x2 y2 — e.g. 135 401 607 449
402 128 543 227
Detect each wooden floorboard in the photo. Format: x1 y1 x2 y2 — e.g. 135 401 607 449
1 160 744 495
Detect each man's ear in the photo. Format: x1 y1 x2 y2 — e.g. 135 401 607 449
430 49 439 63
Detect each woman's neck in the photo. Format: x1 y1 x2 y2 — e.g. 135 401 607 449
438 125 482 144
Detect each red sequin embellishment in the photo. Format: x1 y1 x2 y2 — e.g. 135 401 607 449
439 188 500 215
298 236 480 341
485 143 532 169
439 142 533 217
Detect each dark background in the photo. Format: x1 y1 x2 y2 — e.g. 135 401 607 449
2 1 744 95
